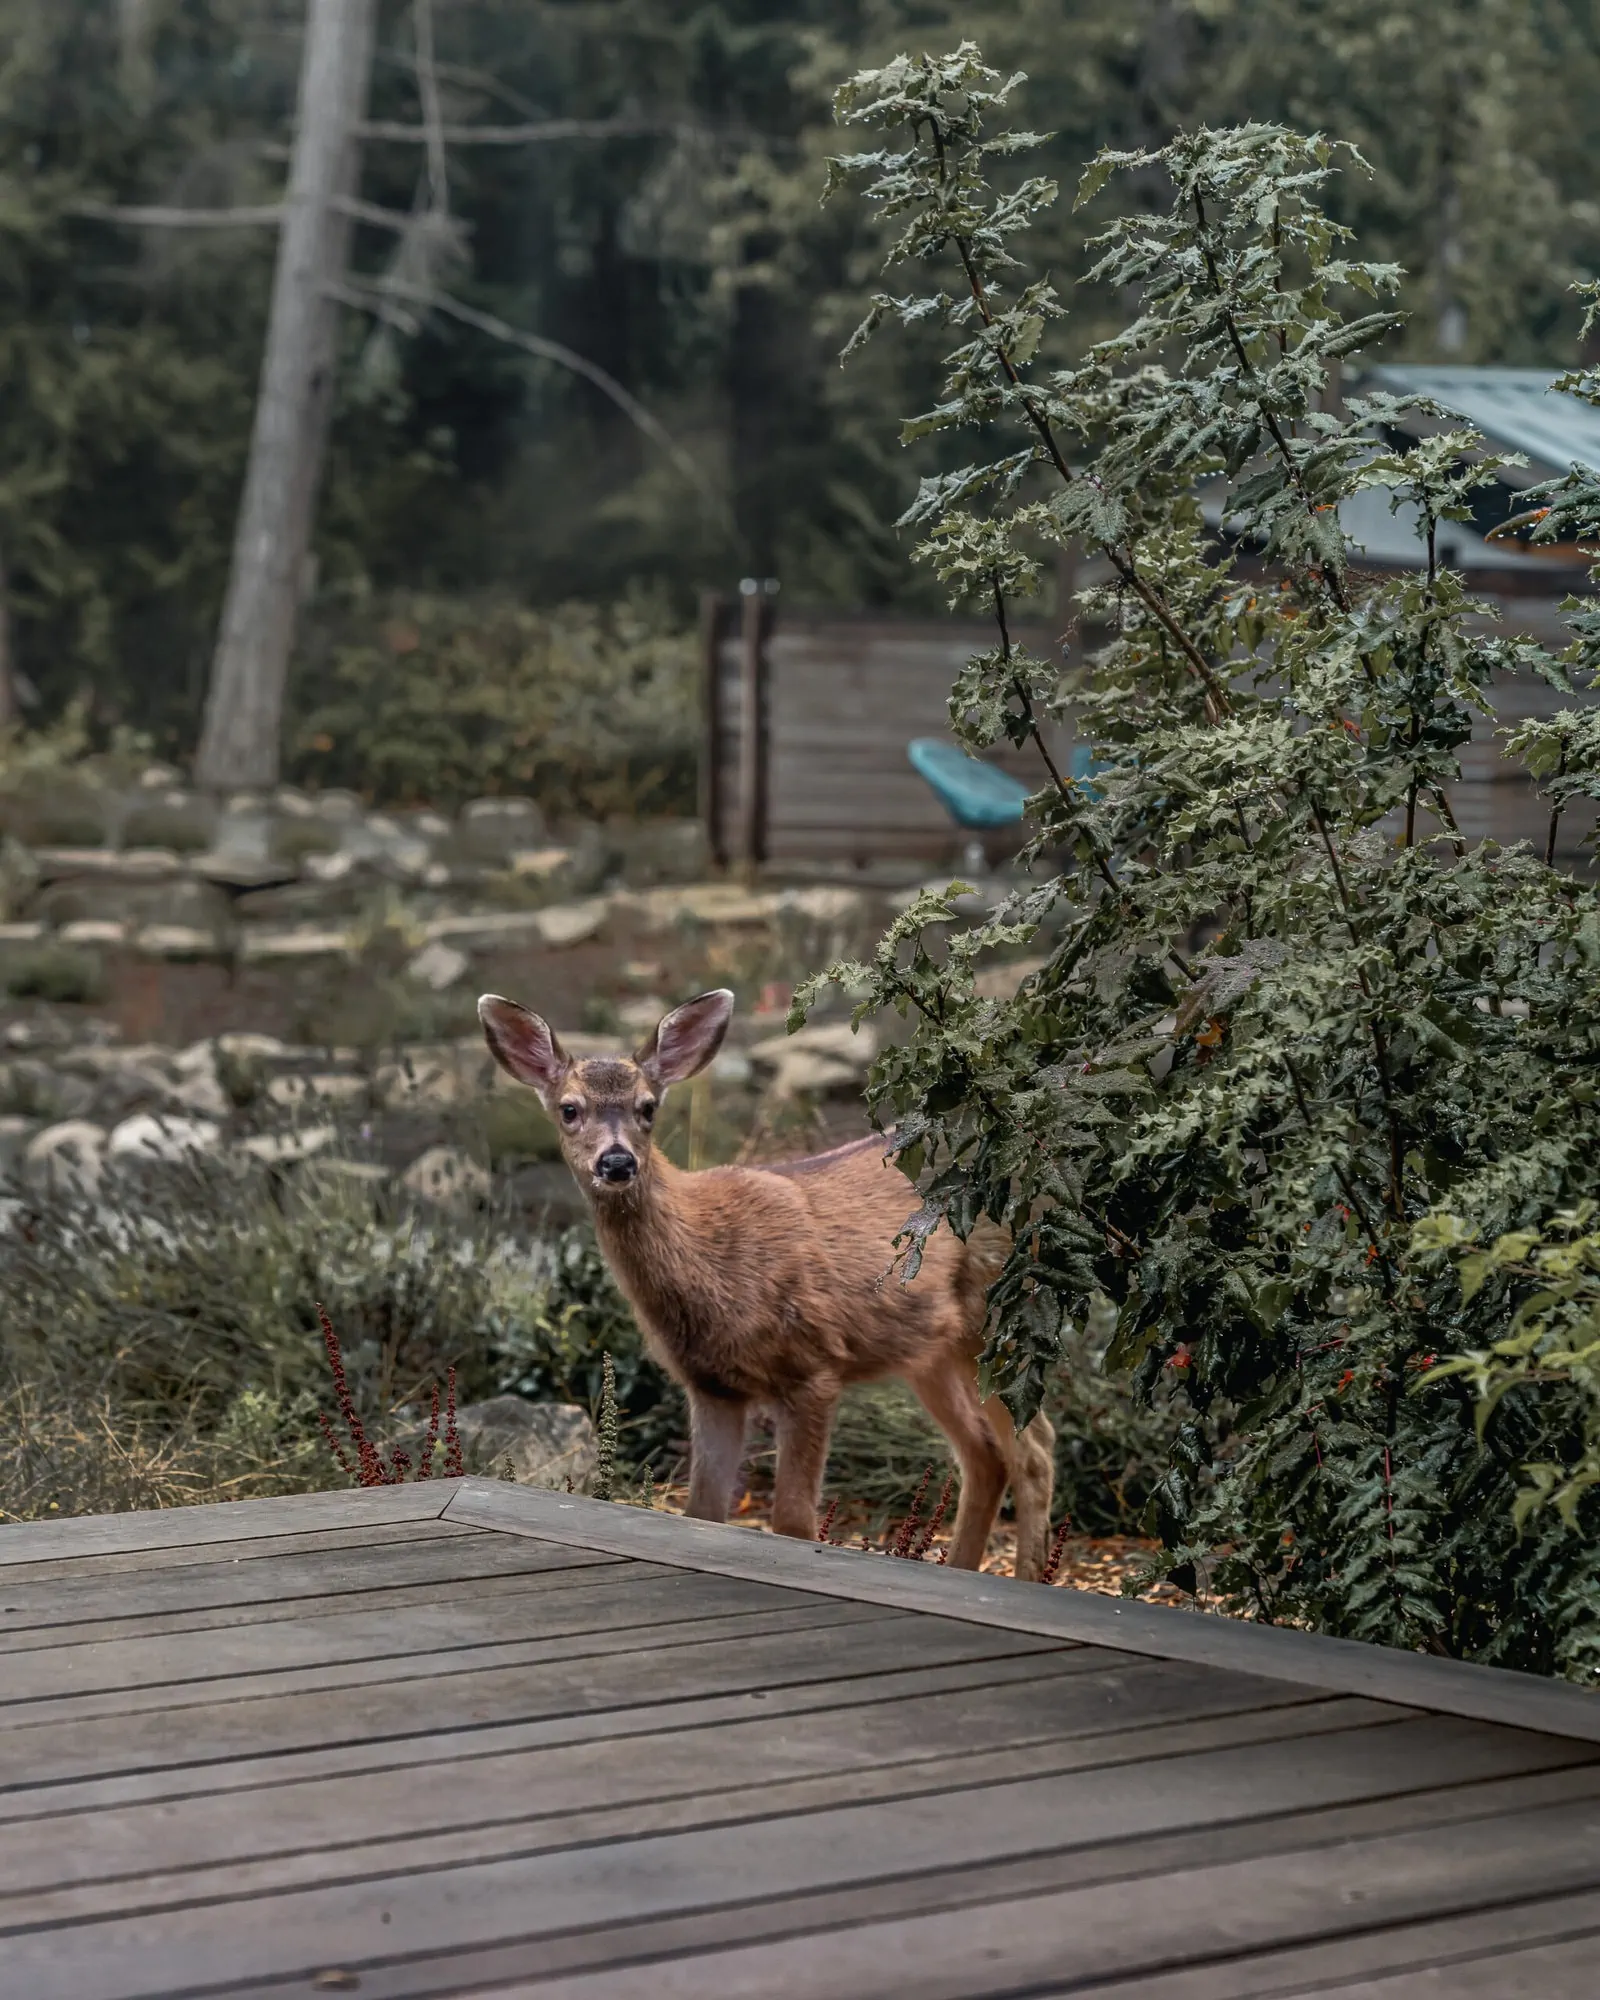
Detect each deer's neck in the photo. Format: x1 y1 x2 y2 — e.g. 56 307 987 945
589 1158 712 1358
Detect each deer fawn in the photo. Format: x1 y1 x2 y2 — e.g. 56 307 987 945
479 988 1056 1577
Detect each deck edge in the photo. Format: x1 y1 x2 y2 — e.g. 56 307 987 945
0 1479 460 1566
447 1479 1600 1745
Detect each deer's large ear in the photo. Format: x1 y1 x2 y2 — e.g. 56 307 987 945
637 989 734 1087
479 995 569 1102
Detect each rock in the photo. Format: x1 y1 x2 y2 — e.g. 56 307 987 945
170 1043 233 1119
0 1058 93 1121
332 813 434 883
616 995 669 1036
781 885 870 926
237 1125 338 1164
239 928 352 964
23 1120 107 1197
0 777 108 847
614 883 784 931
0 1114 38 1179
304 1158 390 1188
458 797 546 863
59 919 126 947
31 846 185 883
610 817 708 887
401 1145 490 1207
404 940 469 991
34 868 231 938
749 1021 878 1100
534 899 608 948
375 1051 470 1109
974 956 1049 1001
309 789 366 826
509 845 575 886
421 900 607 950
750 1021 878 1069
135 925 226 962
120 791 218 854
431 1395 597 1488
215 1031 293 1062
87 1063 189 1124
194 801 299 889
0 835 40 920
267 1074 368 1109
108 1114 222 1163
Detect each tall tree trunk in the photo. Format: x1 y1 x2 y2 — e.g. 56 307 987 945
195 0 376 793
0 540 15 733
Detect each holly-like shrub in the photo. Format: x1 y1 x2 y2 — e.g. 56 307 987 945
804 44 1600 1677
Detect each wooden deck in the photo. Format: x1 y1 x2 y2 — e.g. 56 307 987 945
6 1482 1600 1999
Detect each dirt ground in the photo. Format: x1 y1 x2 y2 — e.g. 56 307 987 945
645 1482 1206 1609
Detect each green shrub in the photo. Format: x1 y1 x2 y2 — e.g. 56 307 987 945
809 47 1600 1675
287 586 698 816
0 1154 677 1520
4 944 106 1005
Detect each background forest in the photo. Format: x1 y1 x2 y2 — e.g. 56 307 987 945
2 0 1599 769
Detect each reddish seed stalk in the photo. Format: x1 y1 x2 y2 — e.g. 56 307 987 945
315 1305 461 1490
817 1497 840 1543
913 1473 955 1561
1040 1517 1072 1586
317 1303 388 1487
443 1366 464 1479
892 1464 935 1560
414 1382 441 1482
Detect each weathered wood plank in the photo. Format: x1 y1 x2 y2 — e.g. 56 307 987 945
0 1514 479 1587
0 1674 1380 1907
447 1481 1600 1745
0 1697 1405 1930
0 1537 630 1646
1 1593 892 1727
300 1763 1600 1999
0 1648 1084 1823
1027 1888 1600 1999
442 1790 1600 2000
0 1716 1586 2000
3 1611 1052 1788
0 1481 457 1568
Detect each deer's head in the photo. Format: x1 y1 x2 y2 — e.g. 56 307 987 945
478 989 734 1197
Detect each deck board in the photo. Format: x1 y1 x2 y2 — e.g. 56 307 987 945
4 1478 1600 1998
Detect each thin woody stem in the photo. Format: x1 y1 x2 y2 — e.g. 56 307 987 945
990 578 1119 896
928 121 1231 717
1306 797 1405 1213
1282 1054 1396 1298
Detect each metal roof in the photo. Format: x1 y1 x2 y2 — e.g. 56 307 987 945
1358 365 1600 478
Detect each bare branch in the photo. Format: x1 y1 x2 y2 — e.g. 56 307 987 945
356 116 696 146
411 0 449 218
69 201 285 228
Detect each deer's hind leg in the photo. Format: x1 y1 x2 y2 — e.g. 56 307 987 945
903 1351 1009 1571
987 1400 1056 1581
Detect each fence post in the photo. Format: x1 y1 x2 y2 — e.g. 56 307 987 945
698 590 729 868
736 578 777 875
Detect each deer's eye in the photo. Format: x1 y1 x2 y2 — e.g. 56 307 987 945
637 1100 657 1126
559 1102 581 1126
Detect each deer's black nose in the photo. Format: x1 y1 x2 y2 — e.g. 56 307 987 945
596 1147 638 1185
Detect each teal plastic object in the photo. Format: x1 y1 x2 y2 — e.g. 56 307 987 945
907 738 1031 829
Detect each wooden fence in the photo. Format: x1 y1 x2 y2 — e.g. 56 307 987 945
701 592 1597 872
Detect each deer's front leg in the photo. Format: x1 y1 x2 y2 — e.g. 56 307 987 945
684 1388 750 1523
771 1382 840 1541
